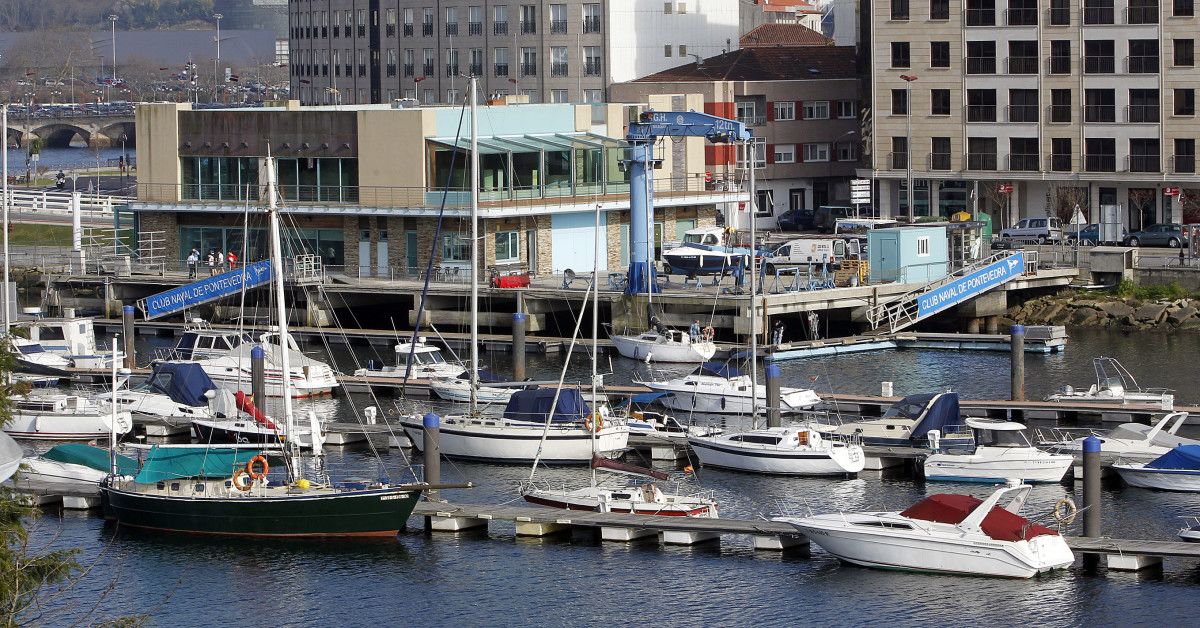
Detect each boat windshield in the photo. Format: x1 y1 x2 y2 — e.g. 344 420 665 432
882 393 936 421
975 429 1030 447
17 344 46 354
731 434 782 445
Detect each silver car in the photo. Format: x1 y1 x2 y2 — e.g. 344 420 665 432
999 217 1064 243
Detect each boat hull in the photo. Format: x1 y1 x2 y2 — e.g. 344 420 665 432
192 420 314 449
649 380 820 414
102 485 422 537
924 450 1073 483
1113 466 1200 492
689 437 863 476
400 418 629 464
429 380 514 403
610 335 716 363
5 411 132 441
523 489 716 517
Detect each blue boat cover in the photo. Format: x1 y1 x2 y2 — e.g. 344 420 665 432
904 392 962 440
696 361 741 378
147 362 217 407
631 392 671 405
43 443 139 476
1146 445 1200 470
503 388 590 423
133 446 259 483
456 368 504 383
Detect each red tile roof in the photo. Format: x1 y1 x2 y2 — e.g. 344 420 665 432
633 46 856 83
741 23 832 48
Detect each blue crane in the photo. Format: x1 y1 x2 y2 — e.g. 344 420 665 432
623 110 751 296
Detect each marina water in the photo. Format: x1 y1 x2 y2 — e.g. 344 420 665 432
28 328 1200 625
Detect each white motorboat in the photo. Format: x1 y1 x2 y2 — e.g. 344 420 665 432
624 408 722 444
924 418 1073 484
1038 412 1192 467
192 392 324 449
609 328 716 363
4 394 132 440
94 361 232 430
688 425 864 475
399 389 629 464
1113 445 1200 492
0 431 21 483
7 337 71 375
351 337 465 381
775 483 1075 578
1046 356 1174 407
523 456 718 517
641 362 821 415
17 309 123 368
826 391 974 449
429 373 516 404
1179 517 1200 542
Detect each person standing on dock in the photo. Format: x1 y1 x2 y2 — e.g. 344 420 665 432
772 320 785 346
227 250 238 271
186 249 199 279
216 250 226 273
207 250 216 276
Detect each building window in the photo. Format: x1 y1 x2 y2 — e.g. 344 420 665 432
1175 138 1196 173
966 89 997 122
550 4 568 33
1007 0 1038 24
1175 88 1196 115
386 8 397 36
1085 137 1116 172
891 0 910 19
836 100 856 119
522 48 538 75
1084 0 1115 24
930 0 950 19
930 137 951 170
584 46 601 76
891 42 910 68
1085 89 1115 122
967 137 997 170
738 137 766 168
1009 137 1038 170
931 88 950 115
916 236 930 256
469 48 484 76
403 8 414 36
1008 41 1038 73
494 47 509 76
521 4 537 33
584 89 603 103
891 137 908 169
679 45 687 57
1129 39 1159 73
1050 0 1070 23
1051 89 1072 123
1176 0 1195 16
773 144 796 163
836 142 858 161
551 47 568 76
774 101 795 120
966 0 997 25
1129 138 1160 172
181 156 262 201
442 233 470 262
891 89 908 115
1009 89 1038 122
494 5 508 34
1050 40 1071 74
966 40 996 74
274 157 359 203
1129 89 1160 122
802 100 830 119
1051 138 1072 171
1084 40 1115 73
584 4 602 33
1127 0 1158 24
930 41 950 68
1176 39 1195 66
469 6 483 35
755 189 773 217
445 6 459 35
550 89 569 103
387 49 397 77
495 231 520 263
664 44 673 57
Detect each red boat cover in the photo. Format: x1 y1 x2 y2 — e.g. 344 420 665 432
899 494 1059 542
234 391 278 430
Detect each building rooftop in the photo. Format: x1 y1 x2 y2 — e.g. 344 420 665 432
633 46 855 83
740 23 833 48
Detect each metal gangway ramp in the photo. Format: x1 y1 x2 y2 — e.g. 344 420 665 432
866 251 1033 334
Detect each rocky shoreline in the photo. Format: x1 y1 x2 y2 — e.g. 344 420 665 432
1007 293 1200 331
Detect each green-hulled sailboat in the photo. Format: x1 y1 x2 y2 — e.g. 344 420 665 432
101 153 425 537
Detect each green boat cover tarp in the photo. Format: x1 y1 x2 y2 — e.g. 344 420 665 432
133 446 259 484
42 443 139 476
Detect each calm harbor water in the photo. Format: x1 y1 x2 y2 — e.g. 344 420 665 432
25 328 1200 625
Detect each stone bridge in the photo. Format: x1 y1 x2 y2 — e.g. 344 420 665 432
5 114 135 149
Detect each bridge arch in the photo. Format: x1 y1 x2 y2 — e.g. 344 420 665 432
98 122 136 148
30 123 92 149
5 127 24 149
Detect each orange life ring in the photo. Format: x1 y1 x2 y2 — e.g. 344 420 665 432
584 413 605 433
247 455 269 480
231 468 253 492
702 326 715 341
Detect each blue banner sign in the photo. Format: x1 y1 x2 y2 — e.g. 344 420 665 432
142 260 273 319
916 252 1024 319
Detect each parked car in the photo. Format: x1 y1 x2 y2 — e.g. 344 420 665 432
998 216 1064 243
813 205 855 233
776 208 815 231
1066 223 1127 246
1124 223 1189 248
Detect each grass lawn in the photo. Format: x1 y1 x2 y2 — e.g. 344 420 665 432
8 223 73 247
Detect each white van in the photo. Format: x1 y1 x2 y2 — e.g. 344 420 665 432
764 237 848 273
999 216 1064 243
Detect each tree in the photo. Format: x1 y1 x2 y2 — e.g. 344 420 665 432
1047 182 1089 223
1127 188 1158 231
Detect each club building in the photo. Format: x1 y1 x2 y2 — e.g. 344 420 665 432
131 95 748 279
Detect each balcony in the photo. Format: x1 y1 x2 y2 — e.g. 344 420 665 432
386 64 397 77
494 22 509 35
1084 56 1115 73
891 151 908 169
1048 104 1072 123
1083 6 1115 24
551 19 568 33
469 22 483 35
965 8 996 25
386 24 396 37
1126 55 1160 73
1127 154 1161 172
343 25 351 37
1048 56 1071 74
494 63 509 77
1005 7 1039 24
584 61 601 76
422 23 433 36
1085 105 1116 122
1008 153 1039 170
344 64 352 76
1048 6 1071 24
966 57 996 74
1051 153 1073 171
1007 57 1039 74
737 114 767 125
403 64 414 77
521 21 537 34
469 63 483 76
404 24 413 36
551 62 569 77
358 65 366 77
966 152 998 170
1127 5 1159 23
422 63 435 76
1127 104 1160 123
1174 154 1196 173
965 105 997 122
446 23 459 36
584 16 601 33
445 64 460 77
357 25 366 37
1085 153 1116 172
521 63 537 76
928 152 952 170
1007 104 1039 122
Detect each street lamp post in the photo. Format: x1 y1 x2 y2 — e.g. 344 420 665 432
900 74 919 223
108 15 119 102
214 13 224 104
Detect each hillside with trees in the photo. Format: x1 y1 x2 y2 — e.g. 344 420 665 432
0 0 215 32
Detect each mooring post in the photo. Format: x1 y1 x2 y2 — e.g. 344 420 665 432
251 345 266 407
766 363 782 428
1009 324 1025 401
121 305 135 369
423 412 441 501
512 312 526 381
1082 435 1102 568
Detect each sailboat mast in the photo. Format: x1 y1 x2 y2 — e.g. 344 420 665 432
644 146 652 312
265 151 299 477
2 104 9 333
468 77 480 414
747 139 758 426
591 202 600 488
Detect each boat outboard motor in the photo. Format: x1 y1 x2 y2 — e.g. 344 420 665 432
927 429 942 453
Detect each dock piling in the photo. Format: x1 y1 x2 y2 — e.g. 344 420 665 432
766 363 782 428
512 312 526 381
251 345 266 406
1082 435 1101 569
121 305 135 369
422 412 441 499
1009 324 1025 401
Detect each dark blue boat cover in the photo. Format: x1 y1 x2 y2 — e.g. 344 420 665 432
503 388 590 423
696 361 742 378
1146 445 1200 470
905 392 962 440
148 362 217 407
456 368 504 383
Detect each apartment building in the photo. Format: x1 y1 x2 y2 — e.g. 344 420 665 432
612 43 859 228
287 0 753 107
865 0 1200 229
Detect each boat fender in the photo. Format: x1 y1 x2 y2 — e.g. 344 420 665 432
295 478 311 490
247 455 270 480
1054 497 1078 525
231 468 253 492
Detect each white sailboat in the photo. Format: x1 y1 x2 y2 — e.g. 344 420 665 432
640 361 821 414
351 337 466 381
609 327 716 363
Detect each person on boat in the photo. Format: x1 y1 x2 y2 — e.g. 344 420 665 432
186 249 199 279
772 320 786 346
689 320 701 342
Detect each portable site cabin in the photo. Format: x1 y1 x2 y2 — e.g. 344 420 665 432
868 226 949 284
